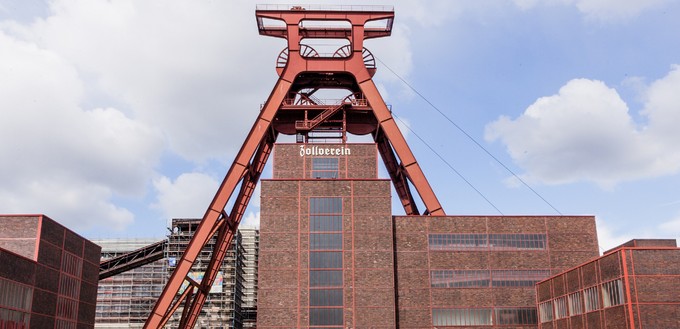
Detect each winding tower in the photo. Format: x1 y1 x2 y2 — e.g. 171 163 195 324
144 5 444 328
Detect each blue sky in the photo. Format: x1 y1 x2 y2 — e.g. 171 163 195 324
1 0 679 251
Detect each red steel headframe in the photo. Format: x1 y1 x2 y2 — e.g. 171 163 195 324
144 5 444 328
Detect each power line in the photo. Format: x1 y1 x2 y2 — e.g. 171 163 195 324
392 113 504 215
377 57 563 215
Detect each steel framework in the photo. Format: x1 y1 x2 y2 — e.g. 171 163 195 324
144 5 444 328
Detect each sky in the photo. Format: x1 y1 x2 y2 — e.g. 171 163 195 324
1 0 679 252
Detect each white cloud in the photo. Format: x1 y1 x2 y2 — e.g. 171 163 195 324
596 217 633 252
5 0 281 163
486 66 680 187
0 30 162 231
152 173 220 219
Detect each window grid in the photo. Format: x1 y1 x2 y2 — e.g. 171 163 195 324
310 157 340 179
428 233 547 251
431 269 551 288
494 308 538 325
432 308 493 326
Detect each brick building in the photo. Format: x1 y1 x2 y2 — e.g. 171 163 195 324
0 214 101 329
258 143 600 328
537 239 680 328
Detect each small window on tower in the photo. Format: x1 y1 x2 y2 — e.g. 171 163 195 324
311 157 339 178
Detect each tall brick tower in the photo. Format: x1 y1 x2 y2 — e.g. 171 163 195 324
259 144 395 327
144 4 444 328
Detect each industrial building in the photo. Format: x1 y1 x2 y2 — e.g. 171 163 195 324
537 239 680 328
0 214 101 329
257 143 600 328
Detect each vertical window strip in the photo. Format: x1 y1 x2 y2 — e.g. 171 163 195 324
584 286 600 312
602 279 624 307
554 296 568 319
309 197 343 327
568 291 584 315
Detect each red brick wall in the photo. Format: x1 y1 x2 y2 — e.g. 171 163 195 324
396 215 598 329
0 215 101 328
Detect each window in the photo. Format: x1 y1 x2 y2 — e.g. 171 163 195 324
538 302 553 323
428 233 546 251
310 308 343 325
428 234 487 251
432 308 492 326
431 270 489 288
568 291 583 315
311 157 339 178
309 197 343 327
431 269 550 288
310 233 342 250
602 279 624 307
495 308 537 325
310 215 342 232
310 197 342 214
310 252 343 269
554 296 568 319
310 289 343 306
491 270 551 287
0 278 32 329
584 286 599 312
488 234 546 250
310 270 343 287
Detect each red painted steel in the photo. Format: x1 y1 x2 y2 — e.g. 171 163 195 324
145 6 444 327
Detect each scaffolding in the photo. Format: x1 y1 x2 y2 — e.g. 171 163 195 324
166 219 246 329
95 221 249 329
95 239 168 328
237 228 259 328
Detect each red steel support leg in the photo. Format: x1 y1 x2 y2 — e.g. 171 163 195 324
144 79 291 329
374 127 419 215
181 130 276 329
359 79 445 216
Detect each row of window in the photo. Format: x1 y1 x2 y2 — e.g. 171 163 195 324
539 279 624 322
433 308 537 326
431 269 551 288
309 197 343 327
429 233 547 251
